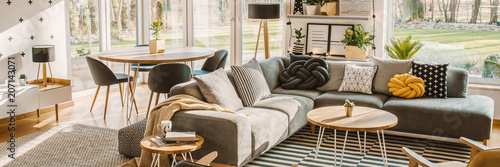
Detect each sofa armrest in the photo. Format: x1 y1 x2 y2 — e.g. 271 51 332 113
170 110 252 166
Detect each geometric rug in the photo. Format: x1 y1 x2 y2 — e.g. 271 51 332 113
0 124 132 167
246 126 471 167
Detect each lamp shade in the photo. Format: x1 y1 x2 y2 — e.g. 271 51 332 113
248 3 280 19
32 45 55 62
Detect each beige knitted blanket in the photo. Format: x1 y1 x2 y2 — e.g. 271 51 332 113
121 94 246 167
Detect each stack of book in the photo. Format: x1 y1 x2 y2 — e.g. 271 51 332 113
151 132 199 147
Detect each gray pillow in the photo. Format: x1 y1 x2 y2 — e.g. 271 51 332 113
371 57 413 96
194 68 243 111
338 64 378 94
231 59 271 107
316 61 350 91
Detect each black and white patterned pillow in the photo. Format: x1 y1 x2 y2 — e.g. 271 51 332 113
412 62 448 98
338 64 378 94
231 59 271 107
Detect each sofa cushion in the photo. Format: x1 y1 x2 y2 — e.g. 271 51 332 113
412 62 449 98
236 107 289 157
447 68 468 98
259 57 286 90
170 80 205 101
194 69 243 111
382 95 494 140
314 91 389 109
316 61 350 91
253 94 314 135
231 59 271 107
271 86 323 99
338 64 378 94
371 57 413 96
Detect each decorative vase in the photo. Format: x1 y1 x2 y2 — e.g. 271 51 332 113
19 78 26 86
345 45 369 60
292 42 304 55
305 5 317 15
345 107 353 117
326 2 339 16
149 39 165 54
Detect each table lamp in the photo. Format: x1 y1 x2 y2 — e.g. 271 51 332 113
32 45 55 86
248 3 280 59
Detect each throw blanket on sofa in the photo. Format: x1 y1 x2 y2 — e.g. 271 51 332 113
123 94 247 167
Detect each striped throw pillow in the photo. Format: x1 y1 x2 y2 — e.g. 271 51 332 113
231 59 271 107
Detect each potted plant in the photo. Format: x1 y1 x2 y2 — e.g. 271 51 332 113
325 0 339 16
344 99 355 117
303 0 318 15
19 74 27 86
149 21 165 54
292 28 306 55
341 24 375 60
384 35 423 60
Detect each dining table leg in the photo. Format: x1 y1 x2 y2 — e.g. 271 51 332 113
128 63 140 120
125 63 132 120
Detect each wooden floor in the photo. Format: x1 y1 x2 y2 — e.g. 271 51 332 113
2 83 500 149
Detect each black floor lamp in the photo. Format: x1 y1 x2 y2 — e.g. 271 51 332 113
248 3 280 60
32 45 55 86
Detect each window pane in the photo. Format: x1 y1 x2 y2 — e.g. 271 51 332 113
69 0 100 92
394 2 500 80
110 0 137 48
242 0 283 63
151 0 183 46
193 0 232 68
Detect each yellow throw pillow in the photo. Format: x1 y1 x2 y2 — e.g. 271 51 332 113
388 74 425 99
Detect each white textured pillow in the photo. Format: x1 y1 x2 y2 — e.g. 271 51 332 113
338 64 378 94
231 59 271 107
194 68 243 111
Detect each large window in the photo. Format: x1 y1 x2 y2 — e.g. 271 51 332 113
110 0 137 48
393 1 500 83
151 0 184 46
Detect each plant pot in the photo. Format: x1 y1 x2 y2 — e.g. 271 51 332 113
305 5 317 15
345 46 369 60
149 39 165 54
326 2 339 16
320 5 327 15
345 107 353 117
19 78 26 86
292 42 304 55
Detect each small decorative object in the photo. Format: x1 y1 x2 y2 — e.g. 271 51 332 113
344 99 355 117
19 74 27 86
303 0 318 15
341 24 375 60
279 55 330 90
385 35 423 60
388 74 425 99
32 45 55 86
149 21 165 54
293 28 305 55
339 0 372 16
293 0 304 15
326 1 339 16
157 120 172 137
318 0 335 15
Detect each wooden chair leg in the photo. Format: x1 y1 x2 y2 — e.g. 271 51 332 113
311 124 316 135
128 83 139 114
55 104 59 121
118 83 124 107
37 109 40 117
483 139 488 146
90 86 101 112
104 86 110 119
146 91 154 118
155 93 160 105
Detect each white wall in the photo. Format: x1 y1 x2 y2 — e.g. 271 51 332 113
283 0 389 58
0 0 70 82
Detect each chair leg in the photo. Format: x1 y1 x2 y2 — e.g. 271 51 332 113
104 86 110 119
90 86 101 112
55 104 59 121
128 83 139 114
146 91 154 118
155 93 160 106
119 83 124 107
483 139 488 146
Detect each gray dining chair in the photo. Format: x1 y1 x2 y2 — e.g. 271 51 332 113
86 56 138 119
146 63 192 118
193 49 228 76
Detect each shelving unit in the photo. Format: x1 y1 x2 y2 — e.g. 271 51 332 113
287 15 372 21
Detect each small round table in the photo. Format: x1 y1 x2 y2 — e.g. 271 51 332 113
307 106 398 167
140 134 204 167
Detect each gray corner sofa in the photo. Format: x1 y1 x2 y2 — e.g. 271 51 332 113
120 57 494 166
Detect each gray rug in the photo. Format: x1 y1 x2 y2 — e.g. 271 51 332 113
0 124 132 167
246 127 471 167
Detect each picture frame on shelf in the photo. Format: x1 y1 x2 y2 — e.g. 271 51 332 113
339 0 372 16
305 23 353 57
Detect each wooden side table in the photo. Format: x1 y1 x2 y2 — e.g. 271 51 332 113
307 106 398 167
27 78 72 121
140 134 204 167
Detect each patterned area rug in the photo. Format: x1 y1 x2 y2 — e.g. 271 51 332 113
0 124 132 167
246 127 471 167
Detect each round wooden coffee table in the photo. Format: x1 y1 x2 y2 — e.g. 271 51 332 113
140 134 204 167
307 106 398 167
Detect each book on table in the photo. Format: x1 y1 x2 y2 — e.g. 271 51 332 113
164 132 197 142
